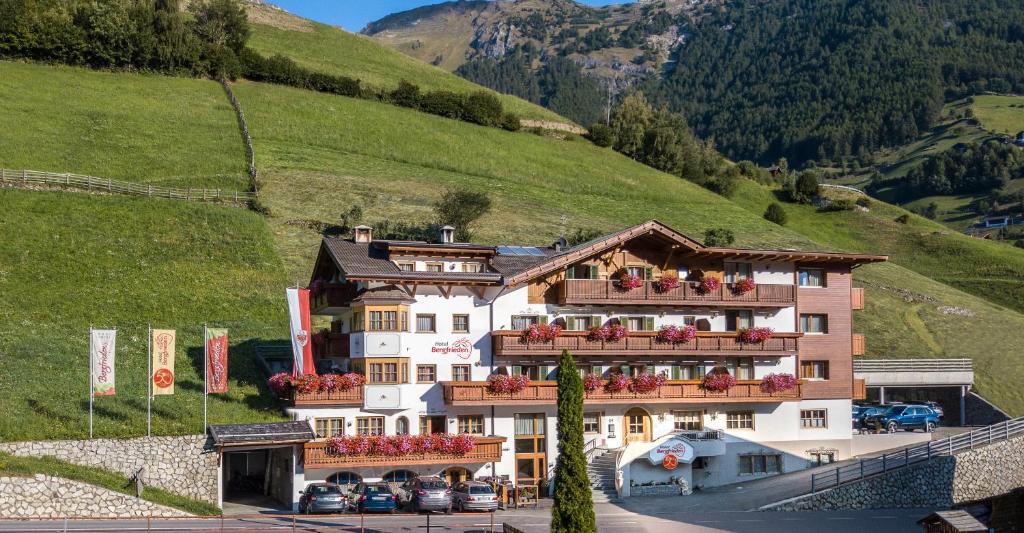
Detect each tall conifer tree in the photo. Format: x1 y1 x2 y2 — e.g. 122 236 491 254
551 350 596 533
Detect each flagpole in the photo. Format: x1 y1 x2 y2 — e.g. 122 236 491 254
88 326 94 440
203 324 208 433
147 324 152 438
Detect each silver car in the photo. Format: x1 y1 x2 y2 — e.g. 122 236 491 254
452 481 498 512
398 476 452 513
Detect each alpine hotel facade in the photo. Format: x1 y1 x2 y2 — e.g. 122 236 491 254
290 220 884 496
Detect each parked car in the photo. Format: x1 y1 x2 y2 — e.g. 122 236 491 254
922 401 945 420
397 476 452 513
854 406 887 432
865 404 940 433
348 482 397 514
451 481 499 512
298 483 348 514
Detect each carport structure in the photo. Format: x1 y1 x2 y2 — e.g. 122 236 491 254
854 359 973 425
208 421 315 511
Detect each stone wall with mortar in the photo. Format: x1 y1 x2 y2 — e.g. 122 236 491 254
0 435 217 504
765 433 1024 511
0 474 190 518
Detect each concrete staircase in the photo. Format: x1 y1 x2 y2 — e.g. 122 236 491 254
588 447 620 503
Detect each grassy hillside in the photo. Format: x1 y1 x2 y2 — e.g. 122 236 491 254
0 62 247 190
972 94 1024 135
0 189 289 441
245 4 566 123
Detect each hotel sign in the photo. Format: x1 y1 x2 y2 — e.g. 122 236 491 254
431 337 472 360
648 438 695 465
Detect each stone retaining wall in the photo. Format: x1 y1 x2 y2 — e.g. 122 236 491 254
766 434 1024 511
0 474 190 518
0 435 217 504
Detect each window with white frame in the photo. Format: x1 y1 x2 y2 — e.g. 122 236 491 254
416 314 436 333
356 417 384 436
457 415 484 435
511 315 539 330
673 411 703 431
801 409 828 428
726 411 754 430
583 412 601 433
314 417 344 438
452 314 470 333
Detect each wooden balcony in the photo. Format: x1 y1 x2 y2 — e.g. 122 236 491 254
442 380 802 405
559 280 795 307
851 287 865 310
313 333 350 358
285 386 363 406
302 437 506 469
852 334 866 356
310 284 359 314
492 330 800 357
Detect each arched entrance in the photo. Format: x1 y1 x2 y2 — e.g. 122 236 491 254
443 467 472 485
623 408 652 444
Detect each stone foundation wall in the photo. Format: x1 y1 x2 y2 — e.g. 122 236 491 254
766 433 1024 511
0 474 190 518
0 435 218 504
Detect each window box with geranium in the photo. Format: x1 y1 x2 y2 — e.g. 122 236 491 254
521 323 561 343
698 277 720 294
759 373 797 394
583 373 603 393
267 372 365 397
629 372 667 394
655 325 696 344
487 374 531 394
327 434 475 457
588 323 627 342
733 278 757 295
738 327 774 344
616 270 643 291
604 373 629 393
701 371 737 392
655 275 680 293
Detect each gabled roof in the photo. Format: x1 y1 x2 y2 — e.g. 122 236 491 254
352 284 417 304
208 421 314 448
319 239 501 284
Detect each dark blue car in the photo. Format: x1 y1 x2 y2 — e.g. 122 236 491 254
348 482 398 514
866 404 940 433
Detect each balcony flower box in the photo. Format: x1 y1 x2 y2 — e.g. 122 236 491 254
588 323 627 342
583 373 603 393
733 278 757 295
327 434 475 458
629 372 667 394
738 327 774 344
656 324 697 344
759 373 798 394
701 371 737 392
616 272 643 291
698 277 720 294
655 275 681 293
487 374 531 394
267 372 365 396
521 323 561 343
604 373 629 393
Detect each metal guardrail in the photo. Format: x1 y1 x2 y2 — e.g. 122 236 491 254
584 437 599 463
820 183 868 196
0 168 257 203
810 417 1024 493
676 429 724 441
853 359 973 372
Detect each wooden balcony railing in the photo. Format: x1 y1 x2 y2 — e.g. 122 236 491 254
310 284 358 313
442 380 802 405
852 334 866 356
560 280 795 307
302 437 506 468
492 331 800 357
313 333 350 358
285 386 363 406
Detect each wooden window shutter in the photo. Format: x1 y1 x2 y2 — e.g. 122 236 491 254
671 365 681 380
591 315 601 328
567 316 576 330
616 316 627 327
590 265 599 279
592 365 602 376
512 365 522 376
644 267 653 280
644 316 655 331
539 366 550 379
539 315 549 325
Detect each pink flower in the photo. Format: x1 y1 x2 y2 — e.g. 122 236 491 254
267 372 290 395
450 434 476 454
521 323 561 342
701 371 737 392
588 324 627 342
738 327 774 344
293 374 321 394
629 372 667 394
656 325 697 344
733 278 757 295
760 373 798 394
616 272 643 290
336 372 365 391
655 275 681 292
604 373 629 393
583 373 603 393
698 277 720 294
487 374 531 394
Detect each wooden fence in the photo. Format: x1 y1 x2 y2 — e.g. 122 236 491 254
0 169 257 204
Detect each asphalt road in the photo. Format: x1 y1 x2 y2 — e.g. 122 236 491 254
0 505 930 533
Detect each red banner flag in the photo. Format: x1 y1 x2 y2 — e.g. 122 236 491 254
205 328 228 394
286 288 317 377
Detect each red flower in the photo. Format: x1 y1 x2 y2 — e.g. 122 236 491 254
487 374 531 394
629 372 667 394
588 323 627 342
616 271 643 290
701 371 737 392
738 327 774 344
655 275 681 292
604 373 629 393
759 373 798 394
733 278 757 295
521 323 561 342
583 373 603 393
656 325 697 344
698 277 721 294
293 374 321 393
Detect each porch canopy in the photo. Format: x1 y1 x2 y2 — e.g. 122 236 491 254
208 421 315 449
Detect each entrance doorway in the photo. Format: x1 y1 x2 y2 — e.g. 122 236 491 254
514 413 547 486
222 448 293 511
444 467 472 485
623 408 652 444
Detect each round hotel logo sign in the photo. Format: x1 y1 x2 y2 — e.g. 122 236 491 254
431 337 473 360
648 438 695 466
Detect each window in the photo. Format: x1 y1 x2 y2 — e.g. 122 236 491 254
368 310 406 331
624 316 654 331
566 264 598 279
512 365 547 380
670 364 705 380
452 364 472 382
724 357 753 380
683 315 696 326
425 263 443 273
800 361 829 380
314 417 344 438
798 268 825 287
416 314 436 333
673 411 703 431
452 314 470 333
726 411 754 430
511 315 539 330
383 470 417 483
725 262 753 283
583 412 601 433
458 415 484 435
356 416 384 436
395 416 410 435
800 314 828 334
726 310 753 331
327 472 362 485
625 265 651 279
420 415 446 435
397 262 415 272
739 454 781 475
461 263 482 273
810 451 835 466
416 365 436 383
801 409 828 428
365 358 408 384
567 316 596 331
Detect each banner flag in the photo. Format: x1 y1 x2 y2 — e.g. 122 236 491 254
90 329 117 397
151 329 176 395
205 328 229 394
286 288 317 377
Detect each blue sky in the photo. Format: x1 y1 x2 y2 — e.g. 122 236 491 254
269 1 633 32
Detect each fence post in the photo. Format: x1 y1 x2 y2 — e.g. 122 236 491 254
1006 420 1011 440
969 432 974 449
882 454 886 472
905 448 909 466
811 474 815 493
107 178 112 192
148 185 153 197
65 173 70 186
948 438 953 455
859 460 864 480
23 169 27 184
835 468 840 488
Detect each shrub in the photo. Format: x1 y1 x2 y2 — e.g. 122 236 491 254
305 71 360 97
821 198 855 212
433 187 492 242
586 123 614 147
390 79 421 108
551 349 595 531
788 171 820 203
703 228 735 246
501 112 522 131
763 202 787 225
896 213 911 224
418 90 465 120
462 90 504 126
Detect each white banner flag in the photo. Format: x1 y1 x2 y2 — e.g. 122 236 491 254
91 329 117 396
286 288 316 377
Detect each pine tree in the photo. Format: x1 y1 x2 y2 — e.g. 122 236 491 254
551 350 596 533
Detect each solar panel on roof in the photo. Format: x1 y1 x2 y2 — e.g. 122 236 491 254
497 246 546 256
